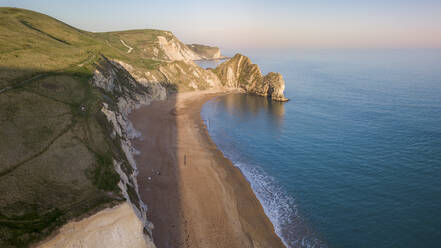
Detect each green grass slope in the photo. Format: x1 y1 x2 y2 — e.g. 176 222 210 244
0 7 170 247
0 8 166 89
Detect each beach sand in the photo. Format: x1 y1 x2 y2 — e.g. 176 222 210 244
130 90 284 248
36 203 153 248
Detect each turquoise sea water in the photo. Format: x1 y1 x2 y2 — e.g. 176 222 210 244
198 50 441 248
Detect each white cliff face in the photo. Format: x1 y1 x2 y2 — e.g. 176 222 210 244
117 29 225 62
91 57 169 246
156 36 202 61
186 44 225 59
213 49 221 59
96 60 166 115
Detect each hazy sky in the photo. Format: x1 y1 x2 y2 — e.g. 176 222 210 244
2 0 441 49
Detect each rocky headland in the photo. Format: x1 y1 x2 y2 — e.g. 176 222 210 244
187 44 228 60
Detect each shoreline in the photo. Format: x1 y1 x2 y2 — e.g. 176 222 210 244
129 89 285 248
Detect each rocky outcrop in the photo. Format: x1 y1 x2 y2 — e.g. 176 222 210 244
213 54 288 101
155 60 221 91
115 52 287 101
187 44 227 60
263 72 287 101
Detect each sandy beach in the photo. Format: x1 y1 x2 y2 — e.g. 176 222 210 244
129 90 284 248
36 203 153 248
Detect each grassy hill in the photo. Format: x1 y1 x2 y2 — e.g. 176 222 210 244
0 7 174 247
0 7 168 87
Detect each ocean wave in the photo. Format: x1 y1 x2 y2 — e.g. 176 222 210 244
224 155 326 248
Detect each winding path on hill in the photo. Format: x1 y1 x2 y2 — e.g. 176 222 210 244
120 39 133 53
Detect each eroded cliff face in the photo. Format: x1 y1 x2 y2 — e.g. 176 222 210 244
115 59 221 92
92 56 169 247
147 32 202 61
213 54 288 101
187 44 226 60
156 60 221 90
125 31 227 61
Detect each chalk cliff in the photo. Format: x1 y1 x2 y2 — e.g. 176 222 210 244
154 33 202 61
115 31 228 61
187 44 227 60
112 30 203 61
92 56 169 247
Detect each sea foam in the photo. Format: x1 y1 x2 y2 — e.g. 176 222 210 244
206 122 326 248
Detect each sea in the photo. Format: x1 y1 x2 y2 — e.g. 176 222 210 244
196 49 441 248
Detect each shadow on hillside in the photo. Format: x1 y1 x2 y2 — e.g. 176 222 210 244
0 61 184 247
0 66 128 247
128 94 182 248
93 56 184 247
